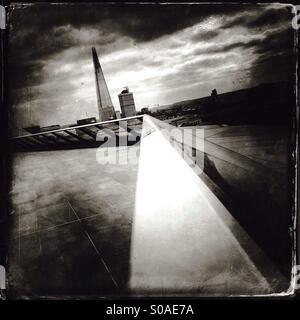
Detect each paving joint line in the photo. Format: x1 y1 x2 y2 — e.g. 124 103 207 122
66 198 119 289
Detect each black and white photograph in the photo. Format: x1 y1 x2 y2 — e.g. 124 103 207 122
0 2 298 300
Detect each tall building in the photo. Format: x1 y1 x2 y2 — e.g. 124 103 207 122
115 111 121 119
92 47 115 121
118 87 136 118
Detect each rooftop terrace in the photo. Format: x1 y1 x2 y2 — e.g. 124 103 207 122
5 116 293 298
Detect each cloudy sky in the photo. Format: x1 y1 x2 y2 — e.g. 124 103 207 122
8 3 295 134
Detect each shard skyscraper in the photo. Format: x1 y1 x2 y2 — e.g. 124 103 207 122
92 47 115 121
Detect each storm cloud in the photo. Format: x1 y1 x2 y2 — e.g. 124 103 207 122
8 3 295 135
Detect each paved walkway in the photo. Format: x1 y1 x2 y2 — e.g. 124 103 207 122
8 146 139 297
6 120 291 297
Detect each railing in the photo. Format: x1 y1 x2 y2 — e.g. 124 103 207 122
9 115 144 152
130 115 287 294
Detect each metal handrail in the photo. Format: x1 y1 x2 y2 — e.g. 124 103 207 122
10 115 144 140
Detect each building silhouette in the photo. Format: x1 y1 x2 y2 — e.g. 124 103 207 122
92 47 115 121
115 110 121 119
118 87 136 118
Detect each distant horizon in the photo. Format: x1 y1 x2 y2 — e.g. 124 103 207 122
10 70 293 132
8 3 295 134
156 79 291 110
22 79 291 129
